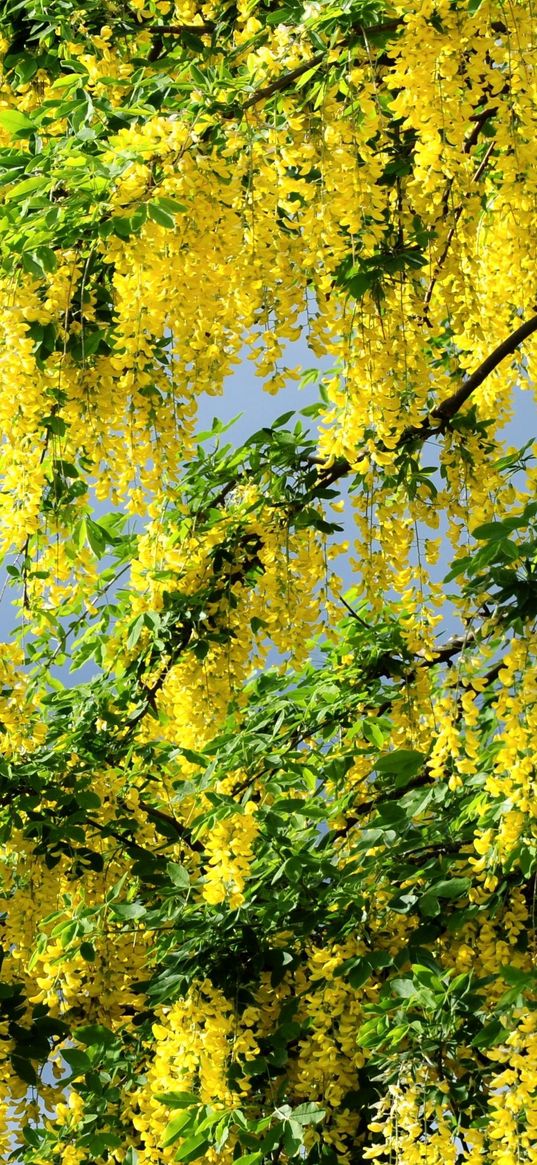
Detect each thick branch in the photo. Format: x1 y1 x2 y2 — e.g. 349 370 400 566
432 312 537 422
317 311 537 489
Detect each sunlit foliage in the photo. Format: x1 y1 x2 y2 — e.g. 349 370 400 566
0 1 536 1162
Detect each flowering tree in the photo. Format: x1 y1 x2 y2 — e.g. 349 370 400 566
0 0 536 1161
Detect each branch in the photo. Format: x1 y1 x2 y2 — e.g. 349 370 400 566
335 652 505 835
232 20 403 116
151 22 215 35
349 19 403 38
138 798 202 852
432 312 537 422
423 137 496 321
124 532 264 736
240 54 324 111
20 403 60 609
230 624 501 798
316 311 537 490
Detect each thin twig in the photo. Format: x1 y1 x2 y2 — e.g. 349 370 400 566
151 23 215 35
423 137 496 320
226 20 403 116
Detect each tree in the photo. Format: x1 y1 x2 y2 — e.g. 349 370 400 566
0 0 535 1161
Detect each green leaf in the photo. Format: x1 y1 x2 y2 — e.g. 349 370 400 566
23 252 47 277
109 215 136 239
472 1018 505 1048
265 7 296 24
111 901 146 920
13 56 39 85
167 862 190 889
174 1133 210 1162
390 977 416 999
163 1111 195 1147
62 1048 91 1076
283 1118 304 1156
190 64 206 87
418 894 440 917
471 521 509 541
295 62 323 89
179 748 208 767
5 175 48 201
375 749 425 777
429 877 471 899
77 790 101 809
155 1092 199 1109
148 203 176 229
341 269 372 299
291 1104 325 1125
10 1054 37 1086
363 720 385 748
127 614 146 651
51 73 82 89
73 1024 117 1048
43 415 67 437
0 109 34 136
86 1132 123 1154
86 518 106 557
155 196 188 215
500 966 535 988
334 956 371 988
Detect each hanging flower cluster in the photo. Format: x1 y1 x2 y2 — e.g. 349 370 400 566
0 2 535 1163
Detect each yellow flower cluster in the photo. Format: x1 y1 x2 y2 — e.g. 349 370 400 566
202 803 259 907
131 980 244 1164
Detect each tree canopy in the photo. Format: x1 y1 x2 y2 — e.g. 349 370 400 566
0 0 536 1162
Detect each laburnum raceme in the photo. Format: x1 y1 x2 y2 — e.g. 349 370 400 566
0 1 535 1164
